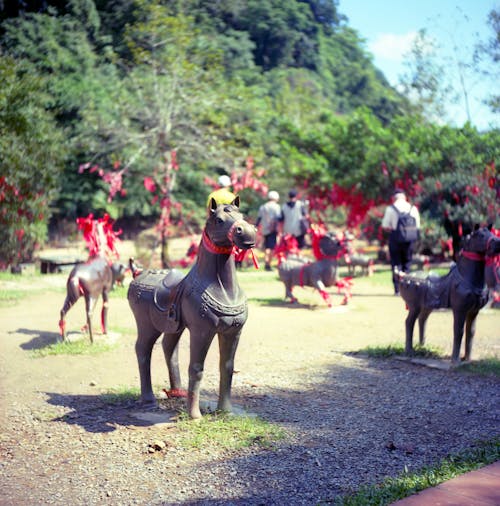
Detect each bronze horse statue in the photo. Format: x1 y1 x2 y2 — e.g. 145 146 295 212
59 259 125 343
127 197 256 419
399 225 500 364
278 225 351 307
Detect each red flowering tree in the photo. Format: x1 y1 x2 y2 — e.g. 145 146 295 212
417 164 499 258
0 177 50 269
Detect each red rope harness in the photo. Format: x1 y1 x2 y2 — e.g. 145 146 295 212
461 250 484 262
202 227 259 269
202 229 233 255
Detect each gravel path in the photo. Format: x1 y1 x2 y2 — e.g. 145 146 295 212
1 268 499 505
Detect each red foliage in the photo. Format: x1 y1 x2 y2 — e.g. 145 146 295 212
76 213 121 260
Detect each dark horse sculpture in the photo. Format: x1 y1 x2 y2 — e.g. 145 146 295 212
127 197 256 419
278 225 351 307
399 225 500 364
59 259 124 343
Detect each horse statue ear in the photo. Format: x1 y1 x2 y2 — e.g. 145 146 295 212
231 195 240 208
209 198 218 213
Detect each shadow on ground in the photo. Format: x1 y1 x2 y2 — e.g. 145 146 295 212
15 328 62 349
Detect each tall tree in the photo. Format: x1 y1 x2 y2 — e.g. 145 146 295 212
0 55 67 267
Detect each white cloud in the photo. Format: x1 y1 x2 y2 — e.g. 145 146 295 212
368 32 418 62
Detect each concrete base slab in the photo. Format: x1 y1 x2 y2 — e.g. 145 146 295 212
395 356 452 370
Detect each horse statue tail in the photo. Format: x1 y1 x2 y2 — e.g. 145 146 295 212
129 257 143 279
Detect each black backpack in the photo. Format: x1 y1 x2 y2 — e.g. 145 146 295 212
392 205 418 242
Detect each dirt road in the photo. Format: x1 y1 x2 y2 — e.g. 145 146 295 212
1 258 499 505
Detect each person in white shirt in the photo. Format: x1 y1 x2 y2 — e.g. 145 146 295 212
255 191 282 271
381 189 421 294
279 189 308 249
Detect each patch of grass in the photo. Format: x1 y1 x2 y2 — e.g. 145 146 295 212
0 289 26 307
460 358 500 377
101 386 141 404
175 412 287 451
333 438 500 505
30 339 117 358
358 343 442 359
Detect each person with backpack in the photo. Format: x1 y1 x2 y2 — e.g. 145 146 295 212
382 188 420 294
255 190 282 271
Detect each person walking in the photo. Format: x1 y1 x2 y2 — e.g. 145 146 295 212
381 188 420 294
206 174 235 211
255 191 282 271
280 189 309 249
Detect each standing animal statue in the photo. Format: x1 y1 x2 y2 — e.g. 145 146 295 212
398 225 500 364
127 197 256 419
278 225 352 307
59 258 115 343
59 215 123 343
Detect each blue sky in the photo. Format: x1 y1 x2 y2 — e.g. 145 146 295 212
338 0 499 130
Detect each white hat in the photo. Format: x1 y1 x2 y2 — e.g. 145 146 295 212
218 175 231 188
268 190 279 201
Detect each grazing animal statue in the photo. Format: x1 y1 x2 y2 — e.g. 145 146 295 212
278 225 351 307
399 225 500 364
59 257 124 343
346 254 374 277
127 197 256 419
342 232 374 277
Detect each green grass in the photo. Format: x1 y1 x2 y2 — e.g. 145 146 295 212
0 289 26 307
357 345 500 377
333 438 500 505
101 385 141 404
460 358 500 376
358 343 442 359
175 412 287 451
30 339 117 358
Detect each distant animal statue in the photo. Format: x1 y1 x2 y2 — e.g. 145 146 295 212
342 233 374 277
58 214 123 343
345 254 374 277
127 197 256 419
59 258 125 343
398 225 500 364
278 225 352 307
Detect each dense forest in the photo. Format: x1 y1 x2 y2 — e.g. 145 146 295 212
0 0 498 267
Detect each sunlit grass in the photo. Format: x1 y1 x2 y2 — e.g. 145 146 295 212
175 412 287 451
334 438 500 505
0 289 25 307
358 343 442 359
101 385 141 404
30 339 117 358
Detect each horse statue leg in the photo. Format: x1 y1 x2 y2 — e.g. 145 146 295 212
135 324 163 406
417 307 432 346
100 289 109 335
217 328 242 414
405 307 420 355
314 279 332 307
161 330 187 397
84 294 97 344
59 276 81 342
187 329 217 419
451 309 467 365
463 309 479 362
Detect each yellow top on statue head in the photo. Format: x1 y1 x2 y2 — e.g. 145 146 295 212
206 188 237 208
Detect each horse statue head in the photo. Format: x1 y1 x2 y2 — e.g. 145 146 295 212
204 196 256 253
310 224 345 260
460 225 500 261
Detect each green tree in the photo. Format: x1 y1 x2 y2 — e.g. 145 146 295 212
0 55 67 268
